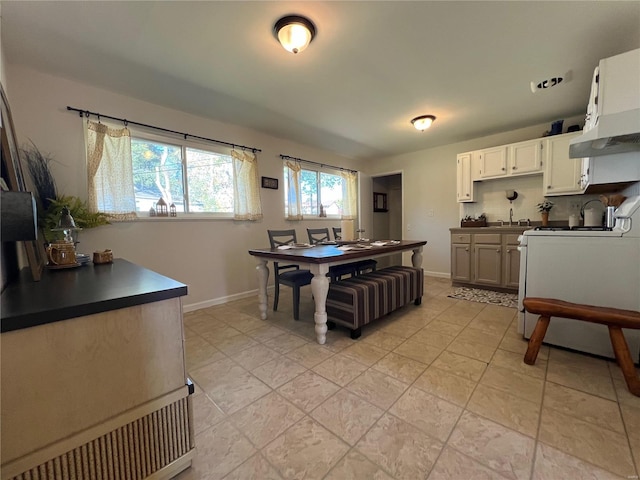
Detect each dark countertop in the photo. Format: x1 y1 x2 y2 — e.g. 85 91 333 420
1 258 188 333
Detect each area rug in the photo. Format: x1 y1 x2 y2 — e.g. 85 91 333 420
448 287 518 308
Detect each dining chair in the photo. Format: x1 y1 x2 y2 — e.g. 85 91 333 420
307 227 357 281
307 228 331 244
330 226 377 276
267 229 313 320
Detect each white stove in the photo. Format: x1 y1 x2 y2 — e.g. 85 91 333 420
517 195 640 361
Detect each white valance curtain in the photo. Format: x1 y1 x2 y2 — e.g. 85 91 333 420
231 150 263 221
86 120 137 220
340 170 358 220
285 161 303 220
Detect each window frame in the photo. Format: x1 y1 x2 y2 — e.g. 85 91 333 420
129 128 236 219
284 162 345 219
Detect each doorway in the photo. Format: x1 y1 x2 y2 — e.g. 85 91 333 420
372 173 403 268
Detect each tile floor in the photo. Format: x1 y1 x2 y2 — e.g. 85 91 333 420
176 276 640 480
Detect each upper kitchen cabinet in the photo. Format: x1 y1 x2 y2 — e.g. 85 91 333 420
456 152 474 202
478 146 508 179
476 138 544 180
543 132 586 196
508 139 543 176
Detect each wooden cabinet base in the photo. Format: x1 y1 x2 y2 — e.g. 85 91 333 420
2 388 195 480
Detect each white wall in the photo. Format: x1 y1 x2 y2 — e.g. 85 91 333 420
7 65 366 309
367 116 585 277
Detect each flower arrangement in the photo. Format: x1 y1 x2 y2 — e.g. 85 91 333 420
537 200 554 212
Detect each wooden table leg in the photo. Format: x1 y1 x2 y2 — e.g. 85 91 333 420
609 326 640 397
411 246 423 268
524 315 551 365
256 259 269 320
310 264 330 345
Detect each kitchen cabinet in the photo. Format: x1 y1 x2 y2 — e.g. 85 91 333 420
508 138 543 176
1 260 194 480
451 233 471 281
450 228 526 291
456 152 474 202
478 146 508 178
474 234 502 286
503 234 521 288
543 132 586 196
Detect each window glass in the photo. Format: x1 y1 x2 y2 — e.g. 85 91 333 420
185 147 233 213
131 137 234 214
320 172 342 215
131 138 184 212
300 170 319 215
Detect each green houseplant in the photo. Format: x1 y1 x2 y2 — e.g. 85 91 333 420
537 200 554 226
21 142 110 243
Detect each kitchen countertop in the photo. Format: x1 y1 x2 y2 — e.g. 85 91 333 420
450 226 533 233
1 258 188 333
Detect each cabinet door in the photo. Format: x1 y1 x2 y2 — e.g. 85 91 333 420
543 133 585 195
479 146 507 178
451 243 471 282
474 244 502 285
456 153 474 202
509 139 543 175
503 245 520 288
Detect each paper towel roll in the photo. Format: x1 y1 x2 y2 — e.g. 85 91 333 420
341 219 354 240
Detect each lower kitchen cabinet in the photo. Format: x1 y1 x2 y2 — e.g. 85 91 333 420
450 228 525 291
474 242 502 286
451 242 472 282
503 234 521 288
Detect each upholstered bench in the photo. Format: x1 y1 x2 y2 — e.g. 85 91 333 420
523 297 640 397
326 266 424 339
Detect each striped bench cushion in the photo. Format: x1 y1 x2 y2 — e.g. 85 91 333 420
326 266 423 329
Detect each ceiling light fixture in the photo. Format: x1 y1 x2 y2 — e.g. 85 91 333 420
411 115 436 131
274 15 316 54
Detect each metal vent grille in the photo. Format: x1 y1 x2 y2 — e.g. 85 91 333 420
9 397 192 480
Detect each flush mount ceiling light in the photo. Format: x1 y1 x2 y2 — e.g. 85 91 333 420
274 15 316 54
411 115 436 131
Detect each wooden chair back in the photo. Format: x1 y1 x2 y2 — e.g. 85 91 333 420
307 228 330 244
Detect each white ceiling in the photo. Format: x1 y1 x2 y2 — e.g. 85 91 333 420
2 1 639 160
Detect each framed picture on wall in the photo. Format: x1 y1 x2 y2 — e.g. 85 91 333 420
261 176 279 189
373 192 388 212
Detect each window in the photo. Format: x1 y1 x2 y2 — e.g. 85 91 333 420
284 164 344 217
131 135 234 215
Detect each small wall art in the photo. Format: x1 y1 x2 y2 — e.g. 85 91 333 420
261 176 279 189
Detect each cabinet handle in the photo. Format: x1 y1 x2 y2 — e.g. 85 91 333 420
501 167 506 171
465 248 469 251
496 249 500 253
512 166 516 170
507 249 511 253
547 185 551 189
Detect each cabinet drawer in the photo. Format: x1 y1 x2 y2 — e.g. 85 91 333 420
452 233 471 244
474 233 501 244
505 234 522 245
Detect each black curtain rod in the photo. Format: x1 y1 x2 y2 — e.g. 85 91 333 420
280 154 357 174
66 106 262 153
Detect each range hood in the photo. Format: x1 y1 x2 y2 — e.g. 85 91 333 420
570 49 640 158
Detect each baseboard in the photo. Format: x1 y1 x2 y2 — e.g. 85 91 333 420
183 286 273 313
423 270 451 279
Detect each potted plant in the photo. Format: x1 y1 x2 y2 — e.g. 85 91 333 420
537 200 554 226
21 142 110 244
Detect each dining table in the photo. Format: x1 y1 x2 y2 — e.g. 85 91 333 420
248 239 427 344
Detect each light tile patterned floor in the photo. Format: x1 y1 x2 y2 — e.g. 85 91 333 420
175 276 640 480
